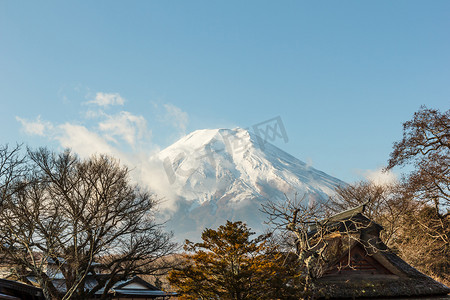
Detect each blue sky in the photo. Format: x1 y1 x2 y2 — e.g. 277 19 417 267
1 1 449 184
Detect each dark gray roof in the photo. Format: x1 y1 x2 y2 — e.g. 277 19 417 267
112 289 177 297
307 206 383 239
0 278 43 297
113 276 159 290
109 276 177 297
315 244 450 298
310 205 450 298
315 276 450 299
0 292 20 300
28 275 178 298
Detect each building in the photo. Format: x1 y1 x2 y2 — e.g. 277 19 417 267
99 276 177 300
307 204 450 298
0 279 44 300
27 275 177 300
1 254 176 299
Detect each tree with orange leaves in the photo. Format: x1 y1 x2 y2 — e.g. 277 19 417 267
168 221 299 300
386 106 449 284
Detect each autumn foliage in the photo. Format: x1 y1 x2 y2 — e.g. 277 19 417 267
386 106 449 284
168 221 299 300
329 106 449 285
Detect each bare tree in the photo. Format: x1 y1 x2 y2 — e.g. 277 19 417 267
327 181 414 248
261 194 384 298
387 105 449 209
261 194 329 297
0 144 28 272
385 106 449 283
0 148 177 300
0 144 27 206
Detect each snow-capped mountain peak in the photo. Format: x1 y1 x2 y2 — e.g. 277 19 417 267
152 128 345 241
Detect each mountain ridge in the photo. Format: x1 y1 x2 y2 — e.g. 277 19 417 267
152 128 345 241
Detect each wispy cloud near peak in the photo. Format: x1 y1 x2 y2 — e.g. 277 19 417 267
15 93 191 211
15 115 53 136
98 111 149 148
364 168 398 186
86 92 125 107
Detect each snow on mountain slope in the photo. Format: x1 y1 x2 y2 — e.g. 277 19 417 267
151 128 345 242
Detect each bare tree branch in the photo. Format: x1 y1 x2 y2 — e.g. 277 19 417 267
0 147 178 300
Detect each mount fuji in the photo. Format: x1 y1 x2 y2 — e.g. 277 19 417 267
149 128 345 242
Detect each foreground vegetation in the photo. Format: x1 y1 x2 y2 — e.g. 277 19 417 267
0 148 177 300
0 106 448 299
329 106 449 285
168 221 301 300
168 106 449 298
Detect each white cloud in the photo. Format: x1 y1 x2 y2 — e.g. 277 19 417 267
364 168 398 186
84 109 105 119
56 123 119 159
163 103 189 134
15 116 53 136
16 95 189 213
54 123 176 211
16 116 125 160
98 111 149 147
305 157 313 169
86 92 125 107
133 154 180 212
